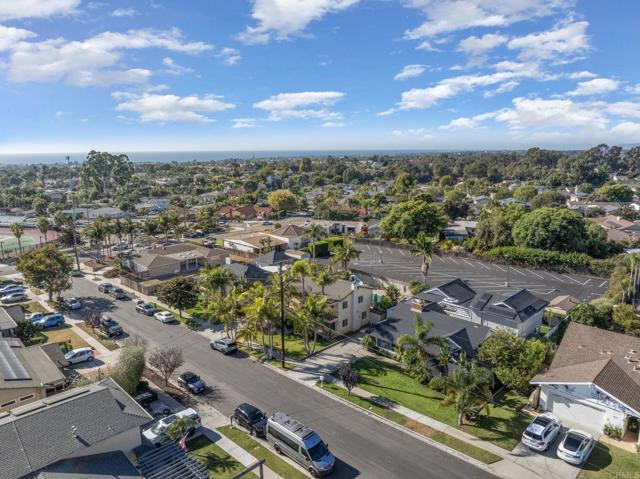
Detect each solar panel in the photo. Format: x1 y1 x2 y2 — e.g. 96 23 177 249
0 341 31 381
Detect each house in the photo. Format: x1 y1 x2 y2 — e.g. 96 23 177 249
254 249 295 273
421 279 548 337
197 192 222 204
36 451 141 479
531 322 640 439
443 221 477 242
0 338 67 413
223 261 271 284
222 233 287 254
302 276 373 335
0 378 152 479
0 306 23 337
547 295 581 316
266 224 306 249
589 215 640 242
367 298 492 367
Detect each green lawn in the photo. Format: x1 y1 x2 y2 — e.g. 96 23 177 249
21 301 47 314
187 436 257 479
239 332 332 362
28 325 90 351
318 382 502 464
218 425 308 479
185 301 211 320
76 323 120 351
351 356 529 450
578 442 640 479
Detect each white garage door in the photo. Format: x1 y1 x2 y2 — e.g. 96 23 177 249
547 394 606 432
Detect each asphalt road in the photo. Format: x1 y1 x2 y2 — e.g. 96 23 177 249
68 276 497 479
350 243 609 302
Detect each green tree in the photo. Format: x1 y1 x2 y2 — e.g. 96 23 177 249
79 151 133 196
443 189 470 220
32 197 49 216
294 294 329 355
410 232 440 278
396 315 445 384
16 319 41 345
10 223 24 254
198 265 235 302
567 303 610 329
16 244 73 301
165 416 196 442
313 267 335 295
394 172 415 195
110 346 145 395
268 189 297 216
512 207 588 252
339 363 361 396
478 330 553 393
380 200 446 240
530 191 565 209
157 277 198 318
305 223 326 261
299 157 312 172
36 216 50 242
474 205 525 249
290 259 311 300
595 183 634 203
513 184 538 202
330 239 360 272
612 304 640 336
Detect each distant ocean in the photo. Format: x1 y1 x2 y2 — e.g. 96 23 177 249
0 149 443 165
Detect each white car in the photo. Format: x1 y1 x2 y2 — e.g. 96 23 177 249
64 347 94 365
64 297 82 310
1 292 27 304
26 311 45 321
557 429 595 465
154 311 175 323
142 408 201 447
521 413 562 451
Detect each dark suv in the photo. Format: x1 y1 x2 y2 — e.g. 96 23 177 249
177 371 206 394
98 283 113 293
111 288 127 300
99 317 123 337
233 403 267 437
136 302 156 316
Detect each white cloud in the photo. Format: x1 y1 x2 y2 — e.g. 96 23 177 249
568 78 619 96
391 128 433 140
322 121 345 128
568 70 596 79
162 57 193 75
507 21 590 62
0 25 36 52
458 32 507 55
483 80 519 97
610 122 640 138
232 118 258 128
217 47 241 66
114 92 235 123
237 0 359 44
626 84 640 95
111 8 138 17
394 64 426 81
5 28 212 86
253 91 345 121
403 0 572 40
440 117 477 129
0 0 80 20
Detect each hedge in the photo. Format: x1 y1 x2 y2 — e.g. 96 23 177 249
309 236 344 257
481 246 618 276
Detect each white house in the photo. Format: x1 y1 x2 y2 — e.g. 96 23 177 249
531 322 640 441
266 224 306 249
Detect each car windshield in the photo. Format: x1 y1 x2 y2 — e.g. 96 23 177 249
184 375 199 383
307 441 329 461
151 416 175 434
525 431 543 441
249 410 264 423
564 433 587 452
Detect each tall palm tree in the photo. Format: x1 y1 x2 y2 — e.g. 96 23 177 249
330 239 360 272
84 221 106 260
290 258 311 300
207 285 244 338
244 285 277 357
305 223 326 261
410 231 440 279
157 213 171 241
199 265 235 303
123 216 136 249
10 223 24 254
143 218 159 241
396 315 445 384
112 218 125 246
313 267 335 295
36 216 50 242
237 316 258 352
295 293 329 354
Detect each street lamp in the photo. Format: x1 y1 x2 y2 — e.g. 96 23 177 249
66 156 81 272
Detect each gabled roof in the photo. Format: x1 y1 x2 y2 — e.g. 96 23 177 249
0 378 151 479
0 339 65 390
532 322 640 414
37 451 140 479
269 224 305 238
255 249 295 267
0 307 18 331
422 278 476 305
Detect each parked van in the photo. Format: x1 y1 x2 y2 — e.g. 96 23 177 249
266 412 335 477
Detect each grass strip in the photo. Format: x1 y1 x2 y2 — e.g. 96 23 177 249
187 435 257 479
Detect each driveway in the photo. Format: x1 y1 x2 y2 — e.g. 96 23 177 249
509 429 582 479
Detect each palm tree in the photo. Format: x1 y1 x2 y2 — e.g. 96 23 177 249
10 223 24 254
199 265 235 303
259 236 273 254
437 344 452 393
290 258 311 299
313 267 335 295
330 239 360 272
295 293 329 354
157 213 171 241
112 218 125 246
123 216 136 249
36 216 50 242
244 285 277 357
143 218 159 241
237 316 258 352
437 355 494 426
207 285 244 338
305 224 326 261
396 315 445 384
84 220 107 260
410 231 440 279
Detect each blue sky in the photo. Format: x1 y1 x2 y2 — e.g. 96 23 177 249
0 0 639 153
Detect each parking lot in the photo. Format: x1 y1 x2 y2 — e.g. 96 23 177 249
351 243 610 302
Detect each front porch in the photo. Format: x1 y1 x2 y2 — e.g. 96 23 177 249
600 417 640 453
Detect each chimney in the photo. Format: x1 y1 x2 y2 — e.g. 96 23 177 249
411 299 425 313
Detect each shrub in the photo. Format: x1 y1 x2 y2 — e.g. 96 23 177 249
110 346 145 394
361 335 375 351
603 423 623 440
103 269 120 279
309 236 344 257
185 319 199 330
408 280 429 295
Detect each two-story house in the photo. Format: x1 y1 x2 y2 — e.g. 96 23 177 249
266 224 306 249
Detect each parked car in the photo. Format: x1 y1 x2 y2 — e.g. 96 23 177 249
71 269 83 277
233 403 267 437
33 313 65 329
261 220 273 225
154 311 175 323
99 317 123 337
521 413 562 451
0 279 21 288
210 338 238 354
557 429 595 465
111 288 127 300
136 302 156 316
64 347 94 364
98 282 113 293
134 390 158 407
112 242 129 251
26 311 45 321
0 285 25 296
202 240 216 248
177 371 206 394
142 408 201 447
1 292 27 304
62 297 82 310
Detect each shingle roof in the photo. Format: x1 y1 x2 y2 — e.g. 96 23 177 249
0 340 65 390
0 307 18 331
0 378 151 479
255 249 294 267
423 279 476 305
37 451 140 479
532 322 640 413
269 224 305 238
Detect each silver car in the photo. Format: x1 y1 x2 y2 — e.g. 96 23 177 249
557 429 595 465
521 413 562 451
210 338 238 354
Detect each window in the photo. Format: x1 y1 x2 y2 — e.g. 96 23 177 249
361 312 366 320
328 322 336 330
358 295 363 304
269 427 299 452
341 319 349 328
19 394 35 402
342 301 348 309
1 400 16 408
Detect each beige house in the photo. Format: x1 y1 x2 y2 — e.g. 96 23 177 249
266 224 306 249
547 295 580 316
0 339 67 413
222 233 288 255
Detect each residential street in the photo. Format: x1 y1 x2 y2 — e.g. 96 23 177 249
68 276 498 479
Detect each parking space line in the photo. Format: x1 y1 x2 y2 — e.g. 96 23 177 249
376 247 382 254
544 271 564 282
562 274 586 285
448 257 460 265
527 270 544 279
599 280 608 288
512 268 526 276
462 259 475 267
478 263 492 271
398 250 406 257
493 264 506 273
583 279 591 286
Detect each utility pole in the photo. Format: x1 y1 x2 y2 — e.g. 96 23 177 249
67 156 81 272
278 262 286 369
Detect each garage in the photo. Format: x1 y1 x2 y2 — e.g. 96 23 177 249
547 393 606 432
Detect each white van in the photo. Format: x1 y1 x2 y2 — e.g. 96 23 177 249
266 412 335 477
142 408 201 447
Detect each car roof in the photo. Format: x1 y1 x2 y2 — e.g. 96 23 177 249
237 403 261 414
180 371 198 379
71 347 92 353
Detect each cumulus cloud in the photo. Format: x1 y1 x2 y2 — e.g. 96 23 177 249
113 92 235 123
458 32 507 55
0 25 36 52
610 122 640 137
162 57 193 75
507 21 590 63
237 0 359 44
217 47 241 66
4 28 212 86
232 118 258 128
394 64 426 81
321 121 345 128
111 8 138 17
568 78 620 96
0 0 80 21
391 128 433 140
568 70 596 79
253 91 345 121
